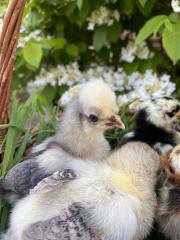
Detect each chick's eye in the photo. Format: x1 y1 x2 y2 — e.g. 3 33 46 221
166 110 176 118
167 105 180 118
89 114 98 123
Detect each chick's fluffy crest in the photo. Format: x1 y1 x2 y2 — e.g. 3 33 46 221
78 80 118 117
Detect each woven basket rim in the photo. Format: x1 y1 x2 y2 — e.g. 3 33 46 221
0 124 9 129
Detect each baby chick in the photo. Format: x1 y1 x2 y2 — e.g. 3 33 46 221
2 142 159 240
157 145 180 240
0 80 125 204
120 97 180 154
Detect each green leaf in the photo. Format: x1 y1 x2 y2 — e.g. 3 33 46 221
169 12 180 23
1 97 35 176
78 42 87 53
119 0 135 17
41 38 66 50
107 23 122 43
138 0 148 7
136 15 167 44
65 2 77 17
162 22 180 65
93 26 107 51
14 131 31 165
23 42 43 68
139 59 154 72
123 60 140 74
77 0 83 10
41 85 56 104
37 98 46 115
137 0 156 16
0 201 10 233
99 47 109 64
65 44 79 57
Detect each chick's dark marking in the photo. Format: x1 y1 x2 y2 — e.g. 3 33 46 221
22 203 100 240
119 109 175 148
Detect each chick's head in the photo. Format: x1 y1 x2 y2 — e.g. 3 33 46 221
76 80 125 133
141 97 180 133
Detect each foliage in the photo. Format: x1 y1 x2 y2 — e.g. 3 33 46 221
0 0 177 101
136 14 180 64
0 94 58 231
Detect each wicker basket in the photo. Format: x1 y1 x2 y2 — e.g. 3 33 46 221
0 0 26 160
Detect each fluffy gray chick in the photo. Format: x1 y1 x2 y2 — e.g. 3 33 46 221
0 80 124 204
1 142 159 240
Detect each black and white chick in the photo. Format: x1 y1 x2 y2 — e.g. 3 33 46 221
157 145 180 240
1 141 160 240
120 97 180 154
0 80 125 204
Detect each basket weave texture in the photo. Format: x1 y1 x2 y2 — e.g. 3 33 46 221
0 0 26 159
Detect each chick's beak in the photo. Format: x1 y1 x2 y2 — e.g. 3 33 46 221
176 111 180 119
106 114 125 129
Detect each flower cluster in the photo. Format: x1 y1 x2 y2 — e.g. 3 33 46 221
60 68 175 108
18 29 44 48
87 6 120 30
171 0 180 12
27 63 176 108
28 63 82 91
28 63 130 92
60 84 82 106
118 70 176 108
121 40 154 63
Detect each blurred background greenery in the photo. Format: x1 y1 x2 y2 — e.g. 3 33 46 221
1 0 180 105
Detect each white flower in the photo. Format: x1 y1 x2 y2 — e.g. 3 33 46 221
121 41 137 63
113 10 120 21
121 40 154 63
59 84 82 106
171 0 180 12
87 6 120 29
136 42 154 59
87 22 95 31
121 48 136 63
18 29 44 48
107 19 114 26
117 69 176 109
